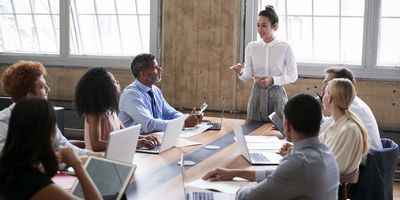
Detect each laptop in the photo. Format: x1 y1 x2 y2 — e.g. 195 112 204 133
207 98 225 130
106 124 141 164
136 115 185 154
231 122 282 165
180 153 231 200
268 112 285 134
71 156 136 200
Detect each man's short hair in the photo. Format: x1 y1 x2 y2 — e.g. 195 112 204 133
130 53 155 78
1 60 47 102
284 94 322 136
325 67 356 83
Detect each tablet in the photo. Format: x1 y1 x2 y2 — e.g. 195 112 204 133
71 156 136 200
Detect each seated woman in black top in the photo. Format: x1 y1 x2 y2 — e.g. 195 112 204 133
0 97 102 200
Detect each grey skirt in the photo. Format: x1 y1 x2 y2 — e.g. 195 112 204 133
247 84 288 121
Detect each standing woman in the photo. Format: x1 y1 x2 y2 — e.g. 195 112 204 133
74 67 159 152
0 98 101 200
231 5 298 121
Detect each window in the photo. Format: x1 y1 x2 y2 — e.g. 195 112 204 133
70 0 150 55
244 0 400 80
378 0 400 67
0 0 59 53
0 0 159 67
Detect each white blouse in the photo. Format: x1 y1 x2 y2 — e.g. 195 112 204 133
319 115 365 175
239 38 298 86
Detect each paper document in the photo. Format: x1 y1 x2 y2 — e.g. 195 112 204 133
247 142 282 150
245 135 280 143
176 138 201 147
180 124 212 138
187 178 255 194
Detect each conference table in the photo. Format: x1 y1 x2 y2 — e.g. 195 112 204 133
123 117 283 200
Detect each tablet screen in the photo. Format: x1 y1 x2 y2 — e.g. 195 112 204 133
71 157 135 199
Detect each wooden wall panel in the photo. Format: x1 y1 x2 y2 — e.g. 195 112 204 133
161 0 178 106
161 0 241 110
197 0 211 106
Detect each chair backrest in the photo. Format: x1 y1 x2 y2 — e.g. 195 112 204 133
351 138 399 200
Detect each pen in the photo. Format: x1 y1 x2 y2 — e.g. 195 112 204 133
316 92 323 101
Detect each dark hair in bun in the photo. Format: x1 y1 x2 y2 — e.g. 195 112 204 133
258 5 279 25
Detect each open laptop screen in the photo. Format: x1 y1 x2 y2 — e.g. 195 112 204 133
71 156 136 200
268 112 284 135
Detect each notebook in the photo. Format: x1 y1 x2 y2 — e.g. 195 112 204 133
180 153 231 200
136 115 185 154
71 156 136 200
268 112 285 135
106 124 141 164
231 122 282 165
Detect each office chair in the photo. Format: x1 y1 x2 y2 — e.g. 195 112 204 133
350 138 399 200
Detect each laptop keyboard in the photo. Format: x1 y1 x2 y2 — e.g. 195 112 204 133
208 122 221 130
250 152 271 162
187 192 214 200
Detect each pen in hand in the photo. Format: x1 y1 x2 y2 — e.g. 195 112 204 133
316 92 323 101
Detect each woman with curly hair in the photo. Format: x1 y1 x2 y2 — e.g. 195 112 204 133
74 67 159 152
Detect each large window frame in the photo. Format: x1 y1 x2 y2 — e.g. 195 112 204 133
0 0 160 68
243 0 400 80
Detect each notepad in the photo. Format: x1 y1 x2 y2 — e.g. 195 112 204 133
187 178 256 194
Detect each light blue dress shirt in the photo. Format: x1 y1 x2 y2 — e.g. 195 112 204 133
119 80 183 134
236 137 339 200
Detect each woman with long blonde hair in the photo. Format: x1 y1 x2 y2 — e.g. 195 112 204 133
320 78 369 176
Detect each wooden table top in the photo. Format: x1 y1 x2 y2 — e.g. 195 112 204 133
124 117 282 200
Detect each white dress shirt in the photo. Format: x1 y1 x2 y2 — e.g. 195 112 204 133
319 115 366 175
321 96 382 150
239 38 298 86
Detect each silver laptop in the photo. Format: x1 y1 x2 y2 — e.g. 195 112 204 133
180 153 231 200
71 156 136 200
268 112 285 135
106 124 141 164
207 98 225 131
136 115 185 154
232 122 282 165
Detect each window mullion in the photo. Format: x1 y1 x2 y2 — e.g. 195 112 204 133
9 0 24 50
72 0 83 54
339 0 342 63
113 0 124 53
363 0 381 69
93 0 104 53
311 0 315 60
285 0 288 40
134 0 144 51
28 0 41 51
60 0 70 57
47 0 59 51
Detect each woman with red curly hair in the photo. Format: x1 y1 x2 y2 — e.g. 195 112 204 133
0 60 88 156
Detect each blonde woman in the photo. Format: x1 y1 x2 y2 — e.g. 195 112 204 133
320 78 369 176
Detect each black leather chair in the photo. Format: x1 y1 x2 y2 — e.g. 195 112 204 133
351 138 399 200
